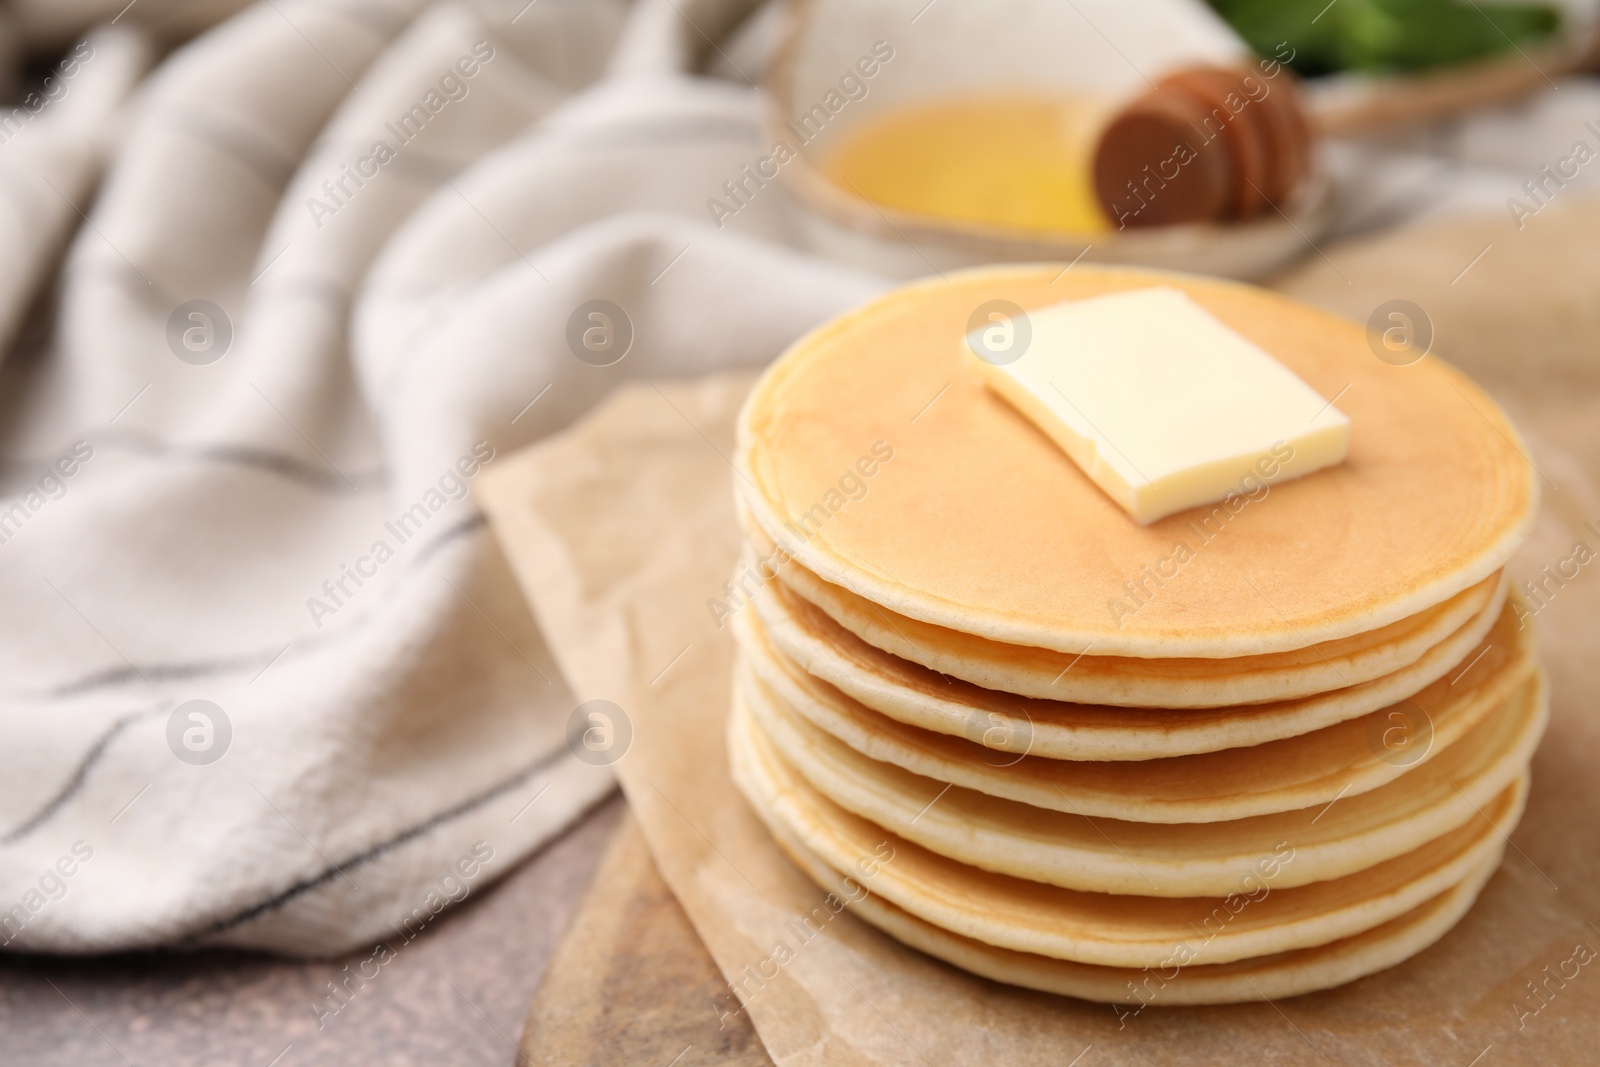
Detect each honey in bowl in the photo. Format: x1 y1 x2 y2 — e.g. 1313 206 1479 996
818 94 1114 235
817 66 1312 235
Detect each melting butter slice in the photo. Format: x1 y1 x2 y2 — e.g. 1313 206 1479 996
967 287 1350 524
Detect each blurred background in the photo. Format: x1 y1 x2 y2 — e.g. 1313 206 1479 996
0 0 1597 1063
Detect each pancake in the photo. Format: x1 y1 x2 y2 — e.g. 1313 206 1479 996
734 265 1537 660
746 523 1506 706
752 573 1524 759
736 602 1534 823
851 860 1498 1005
758 789 1503 1005
731 700 1515 974
736 670 1545 896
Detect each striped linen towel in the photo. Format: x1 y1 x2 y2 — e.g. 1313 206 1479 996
0 0 879 955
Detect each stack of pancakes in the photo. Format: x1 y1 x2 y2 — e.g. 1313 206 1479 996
726 266 1543 1005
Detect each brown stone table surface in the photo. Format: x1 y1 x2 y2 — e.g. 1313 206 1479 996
0 794 625 1067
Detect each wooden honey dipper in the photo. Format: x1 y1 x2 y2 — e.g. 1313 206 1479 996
1094 35 1600 229
1093 64 1312 229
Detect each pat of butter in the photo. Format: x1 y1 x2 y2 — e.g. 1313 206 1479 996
967 287 1350 524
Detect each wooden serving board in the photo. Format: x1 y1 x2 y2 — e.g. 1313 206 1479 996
518 812 775 1067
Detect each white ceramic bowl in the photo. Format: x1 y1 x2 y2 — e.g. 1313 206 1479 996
765 0 1336 281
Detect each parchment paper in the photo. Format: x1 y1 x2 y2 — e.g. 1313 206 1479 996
480 201 1600 1065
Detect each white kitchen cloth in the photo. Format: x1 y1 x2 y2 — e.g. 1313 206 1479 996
0 0 1594 957
0 0 878 956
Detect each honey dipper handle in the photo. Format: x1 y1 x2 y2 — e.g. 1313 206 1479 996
1306 35 1600 138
